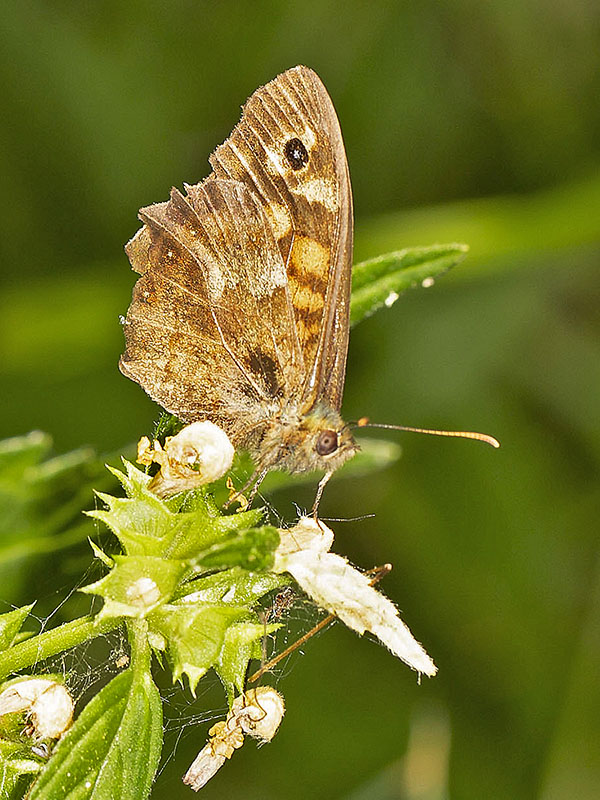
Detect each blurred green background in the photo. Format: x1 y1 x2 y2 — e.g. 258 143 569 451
1 1 599 798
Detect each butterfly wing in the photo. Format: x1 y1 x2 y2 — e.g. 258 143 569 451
209 65 353 411
120 179 302 444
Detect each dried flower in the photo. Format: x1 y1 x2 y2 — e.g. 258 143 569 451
183 687 285 791
0 677 74 740
137 421 234 497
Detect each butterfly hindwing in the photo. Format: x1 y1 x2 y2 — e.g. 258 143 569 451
120 179 302 443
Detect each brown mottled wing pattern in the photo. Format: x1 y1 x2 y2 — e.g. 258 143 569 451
209 66 353 411
119 179 301 444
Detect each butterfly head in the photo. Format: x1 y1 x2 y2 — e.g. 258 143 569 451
258 403 357 476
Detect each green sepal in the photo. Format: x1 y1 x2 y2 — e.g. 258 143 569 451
80 555 187 619
176 566 287 606
87 464 175 557
162 504 265 561
215 621 281 703
88 462 265 560
88 538 113 568
0 604 35 652
152 412 184 443
350 243 468 326
148 603 248 693
193 526 280 571
105 459 152 497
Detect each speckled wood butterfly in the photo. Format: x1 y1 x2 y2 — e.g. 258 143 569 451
120 66 357 507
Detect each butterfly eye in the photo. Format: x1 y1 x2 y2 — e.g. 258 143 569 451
316 429 338 456
284 138 309 170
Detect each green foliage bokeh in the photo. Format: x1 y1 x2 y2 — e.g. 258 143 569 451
0 2 599 799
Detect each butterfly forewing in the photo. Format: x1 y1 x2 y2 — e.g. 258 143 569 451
209 65 353 411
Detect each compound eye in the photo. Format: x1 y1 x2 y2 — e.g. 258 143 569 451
316 429 338 456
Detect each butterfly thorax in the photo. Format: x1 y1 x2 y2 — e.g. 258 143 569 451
241 402 358 476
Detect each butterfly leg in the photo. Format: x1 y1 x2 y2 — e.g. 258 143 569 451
226 467 268 509
311 470 333 519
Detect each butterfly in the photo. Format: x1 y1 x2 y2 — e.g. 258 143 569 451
120 66 358 508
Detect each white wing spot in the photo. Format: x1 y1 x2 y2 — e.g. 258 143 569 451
291 178 338 211
265 202 292 237
301 126 316 150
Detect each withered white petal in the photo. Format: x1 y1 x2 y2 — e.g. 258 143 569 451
183 746 227 792
274 518 437 677
165 421 234 482
275 516 334 556
232 687 285 741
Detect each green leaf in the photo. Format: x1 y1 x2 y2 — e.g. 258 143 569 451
216 621 280 702
0 434 107 592
194 526 280 572
164 503 264 561
0 604 35 652
350 244 468 326
87 492 174 558
0 739 44 799
148 604 248 692
81 556 187 619
28 625 162 800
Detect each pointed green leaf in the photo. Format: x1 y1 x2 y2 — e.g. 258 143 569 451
89 465 266 561
106 460 152 498
87 490 176 557
350 244 468 326
164 505 264 561
88 539 113 568
0 739 44 799
194 526 280 571
0 604 35 652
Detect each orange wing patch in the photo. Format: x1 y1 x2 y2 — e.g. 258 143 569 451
287 236 330 359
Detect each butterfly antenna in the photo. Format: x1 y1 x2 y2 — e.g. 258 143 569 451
354 419 500 449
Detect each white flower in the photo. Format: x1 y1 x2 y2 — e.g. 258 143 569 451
183 687 285 791
138 421 234 497
273 518 437 678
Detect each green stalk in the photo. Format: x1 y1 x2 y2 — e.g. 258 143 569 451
0 615 121 681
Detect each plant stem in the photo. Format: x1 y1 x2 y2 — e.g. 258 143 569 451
127 618 150 674
0 616 121 681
